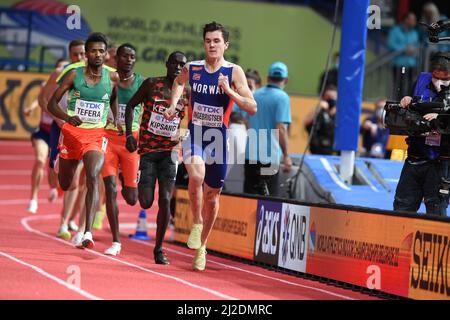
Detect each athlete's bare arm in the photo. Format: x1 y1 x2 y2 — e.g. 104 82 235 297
38 68 64 125
165 63 190 119
109 72 122 134
125 78 150 137
48 70 81 126
220 64 257 115
124 78 151 153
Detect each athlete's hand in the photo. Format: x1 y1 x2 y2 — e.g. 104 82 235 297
115 120 124 136
400 96 412 108
218 73 231 95
178 128 190 142
125 134 137 153
67 115 82 126
164 105 177 120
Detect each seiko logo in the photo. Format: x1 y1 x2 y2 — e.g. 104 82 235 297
410 231 450 296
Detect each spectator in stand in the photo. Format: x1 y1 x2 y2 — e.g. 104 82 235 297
387 12 420 98
244 62 292 196
227 69 262 178
360 98 390 158
305 85 338 155
317 52 339 94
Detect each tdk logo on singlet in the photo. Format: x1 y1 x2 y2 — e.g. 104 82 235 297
192 82 225 95
196 105 221 114
80 101 101 109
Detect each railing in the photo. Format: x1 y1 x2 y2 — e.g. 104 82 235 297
363 49 407 101
0 7 66 72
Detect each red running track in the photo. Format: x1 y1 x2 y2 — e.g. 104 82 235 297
0 140 380 300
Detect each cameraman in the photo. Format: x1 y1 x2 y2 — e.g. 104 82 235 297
394 52 450 216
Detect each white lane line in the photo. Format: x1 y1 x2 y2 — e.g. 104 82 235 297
0 185 50 190
319 158 351 191
0 155 35 160
0 170 34 176
0 199 62 205
0 141 29 146
133 241 356 300
21 214 237 300
0 251 102 300
0 198 129 206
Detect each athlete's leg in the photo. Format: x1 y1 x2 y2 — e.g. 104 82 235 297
184 156 205 225
119 146 138 205
103 176 120 243
28 138 49 213
47 169 58 202
138 153 157 209
82 150 104 234
58 158 81 191
200 184 222 246
74 167 86 228
93 178 106 230
154 179 175 257
57 162 83 240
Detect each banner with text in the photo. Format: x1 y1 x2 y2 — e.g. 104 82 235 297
0 71 47 140
307 207 413 297
174 189 257 260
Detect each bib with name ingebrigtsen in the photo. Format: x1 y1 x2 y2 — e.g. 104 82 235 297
188 60 234 130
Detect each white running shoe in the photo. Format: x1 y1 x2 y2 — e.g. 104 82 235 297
48 188 58 203
81 232 94 249
27 199 38 214
104 242 121 256
68 220 79 232
73 232 84 247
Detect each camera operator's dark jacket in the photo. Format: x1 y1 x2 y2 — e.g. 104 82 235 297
407 72 450 160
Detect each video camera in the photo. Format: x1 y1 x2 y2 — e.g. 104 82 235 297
419 19 450 43
382 86 450 135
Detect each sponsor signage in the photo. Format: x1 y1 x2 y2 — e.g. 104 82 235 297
278 203 310 272
174 189 257 259
307 207 412 297
253 200 282 265
408 219 450 300
0 71 47 139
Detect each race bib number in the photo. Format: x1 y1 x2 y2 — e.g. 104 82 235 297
148 112 180 137
192 102 223 128
75 99 104 123
118 103 131 124
425 131 441 146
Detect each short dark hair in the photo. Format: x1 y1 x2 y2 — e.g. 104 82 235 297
68 39 84 51
85 32 108 51
167 51 185 62
245 69 262 86
324 84 338 92
203 21 229 42
117 43 136 56
54 58 67 68
430 52 450 73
